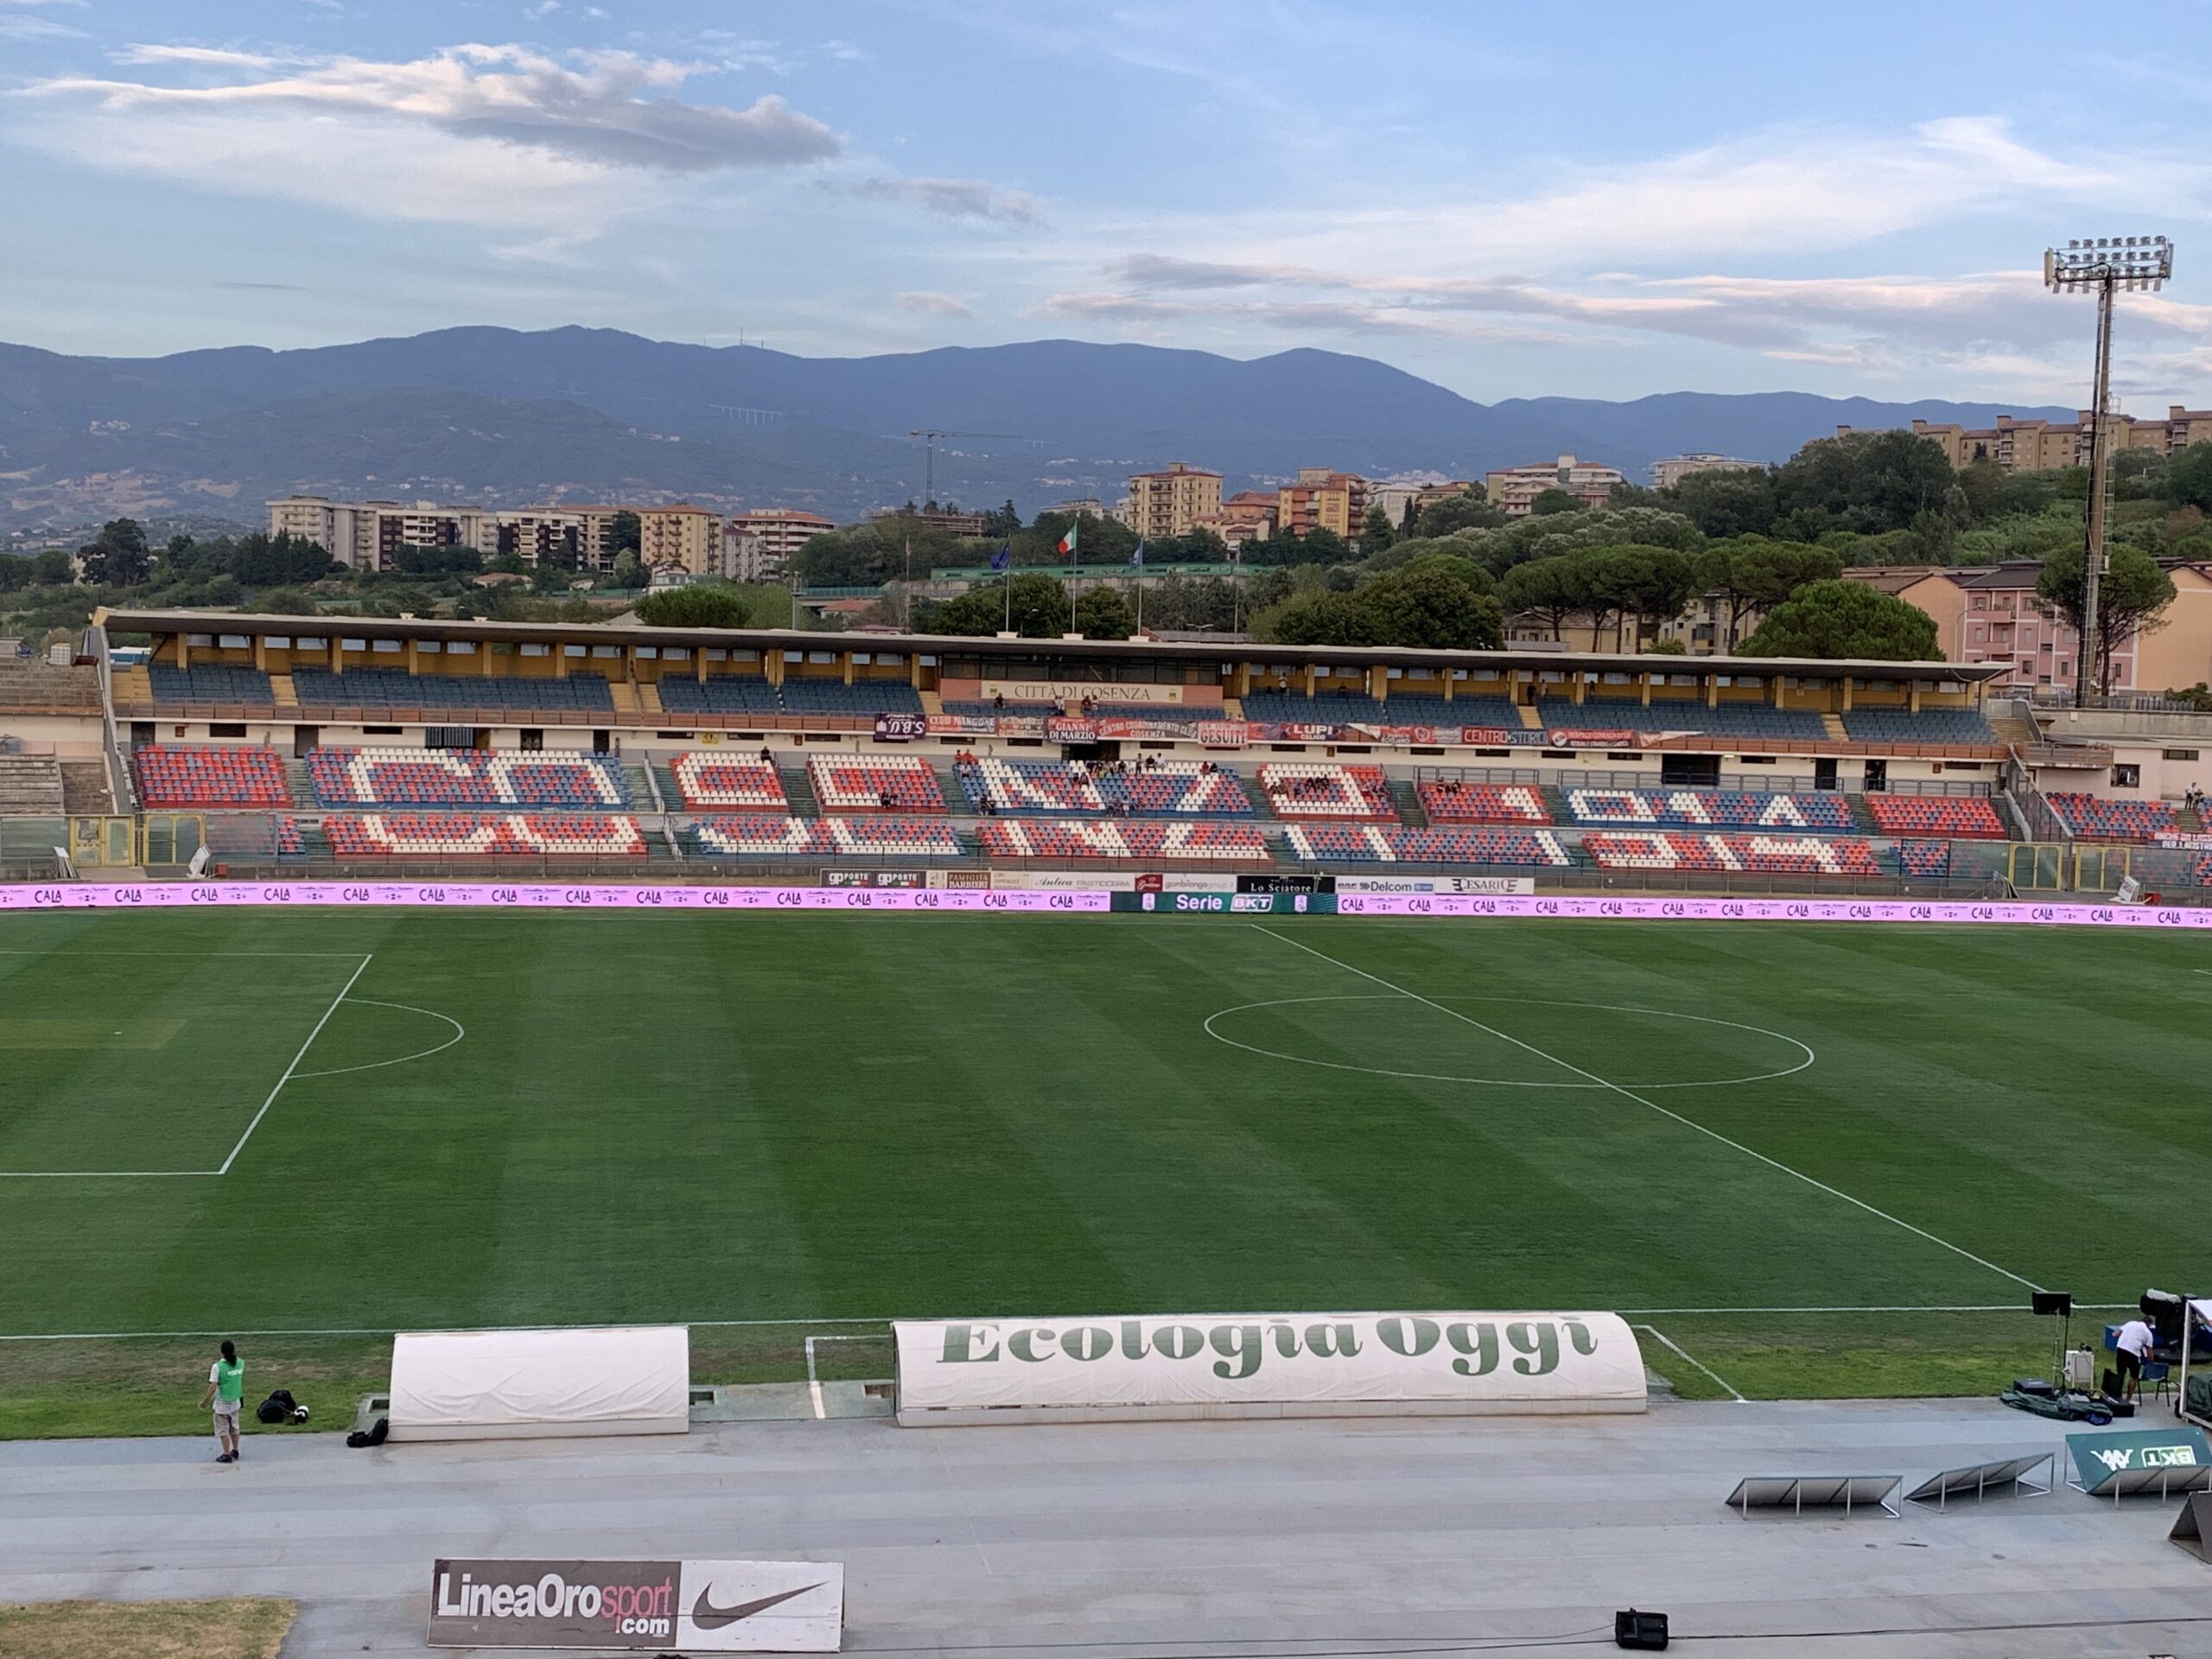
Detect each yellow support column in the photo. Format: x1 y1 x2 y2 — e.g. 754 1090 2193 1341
1571 674 1586 707
177 634 190 671
329 636 342 676
252 635 266 673
1300 663 1316 698
1909 680 1923 714
766 651 785 689
1641 671 1653 707
1841 675 1855 713
1369 665 1388 704
1442 672 1453 704
843 652 855 687
1707 675 1719 709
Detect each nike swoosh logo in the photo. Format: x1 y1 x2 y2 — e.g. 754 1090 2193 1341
690 1582 823 1630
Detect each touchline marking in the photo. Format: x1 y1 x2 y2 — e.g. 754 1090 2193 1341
215 953 374 1175
1635 1324 1747 1402
0 1306 2146 1343
290 999 464 1080
803 1332 875 1420
1250 925 2044 1294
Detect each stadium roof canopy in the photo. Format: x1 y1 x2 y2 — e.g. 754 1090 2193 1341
98 608 2005 686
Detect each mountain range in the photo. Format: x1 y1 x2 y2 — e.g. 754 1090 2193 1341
0 327 2074 531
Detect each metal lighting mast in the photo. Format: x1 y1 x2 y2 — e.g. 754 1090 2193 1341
2044 234 2174 704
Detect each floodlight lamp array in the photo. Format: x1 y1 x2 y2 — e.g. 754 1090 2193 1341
2044 235 2175 292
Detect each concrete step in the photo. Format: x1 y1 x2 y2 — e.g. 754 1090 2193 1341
57 760 114 815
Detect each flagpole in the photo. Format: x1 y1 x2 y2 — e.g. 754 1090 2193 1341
1004 556 1012 634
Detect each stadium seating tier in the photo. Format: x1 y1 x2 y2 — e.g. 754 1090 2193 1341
1583 831 1888 875
1863 794 2008 839
308 747 628 807
1256 763 1395 820
322 813 646 855
2044 793 2178 842
1285 824 1571 866
671 754 789 810
134 745 292 807
956 757 1250 817
1419 782 1552 823
688 816 964 857
1564 787 1853 830
291 668 614 712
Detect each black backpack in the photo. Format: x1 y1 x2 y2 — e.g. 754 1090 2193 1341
345 1415 389 1449
255 1389 298 1425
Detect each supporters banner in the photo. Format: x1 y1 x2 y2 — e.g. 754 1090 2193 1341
947 678 1211 709
1544 728 1643 748
894 1311 1645 1422
1046 716 1255 745
427 1558 842 1651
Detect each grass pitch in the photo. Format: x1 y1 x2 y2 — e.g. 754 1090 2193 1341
3 908 2206 1427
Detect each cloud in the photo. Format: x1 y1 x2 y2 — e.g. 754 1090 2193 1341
895 290 975 318
1023 115 2211 396
830 175 1039 224
21 41 842 179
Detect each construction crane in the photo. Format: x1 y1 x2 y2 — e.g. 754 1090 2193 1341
906 428 1044 508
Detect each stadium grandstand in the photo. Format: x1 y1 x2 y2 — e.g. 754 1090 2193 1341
0 603 2191 895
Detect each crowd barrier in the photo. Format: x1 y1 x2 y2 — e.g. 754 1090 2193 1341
4 882 2212 930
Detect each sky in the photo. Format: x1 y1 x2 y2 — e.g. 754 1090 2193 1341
2 0 2209 410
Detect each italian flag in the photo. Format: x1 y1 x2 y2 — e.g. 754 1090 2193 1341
1056 521 1079 559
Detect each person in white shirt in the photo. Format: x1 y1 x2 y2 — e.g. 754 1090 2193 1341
2114 1318 2155 1399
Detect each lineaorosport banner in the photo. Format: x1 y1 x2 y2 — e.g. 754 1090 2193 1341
894 1311 1646 1421
427 1558 842 1651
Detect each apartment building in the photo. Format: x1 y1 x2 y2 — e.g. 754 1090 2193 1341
1874 560 2212 696
638 505 725 577
1843 406 2212 474
728 508 835 581
1650 454 1763 490
1275 468 1369 539
1484 455 1627 517
1195 490 1279 549
269 496 626 572
1126 462 1224 540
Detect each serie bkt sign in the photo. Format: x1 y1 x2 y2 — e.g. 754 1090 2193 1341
428 1559 843 1651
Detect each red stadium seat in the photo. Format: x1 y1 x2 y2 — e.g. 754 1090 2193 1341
134 745 292 808
1863 795 2006 839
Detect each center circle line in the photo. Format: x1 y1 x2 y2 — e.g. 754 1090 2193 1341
1201 993 1815 1090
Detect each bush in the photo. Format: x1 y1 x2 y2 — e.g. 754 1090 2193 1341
636 587 751 628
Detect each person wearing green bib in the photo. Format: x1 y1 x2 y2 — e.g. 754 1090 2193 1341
197 1340 245 1463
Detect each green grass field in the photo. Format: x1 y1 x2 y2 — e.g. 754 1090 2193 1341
3 907 2207 1432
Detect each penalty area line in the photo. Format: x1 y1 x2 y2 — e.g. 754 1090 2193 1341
1250 924 2045 1295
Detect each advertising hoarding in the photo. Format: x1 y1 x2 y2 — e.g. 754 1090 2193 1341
894 1310 1644 1424
428 1559 842 1652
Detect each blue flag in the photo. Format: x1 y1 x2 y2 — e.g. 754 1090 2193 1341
1128 541 1146 569
988 543 1011 571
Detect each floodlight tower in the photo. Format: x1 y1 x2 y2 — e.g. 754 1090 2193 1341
2044 234 2174 704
